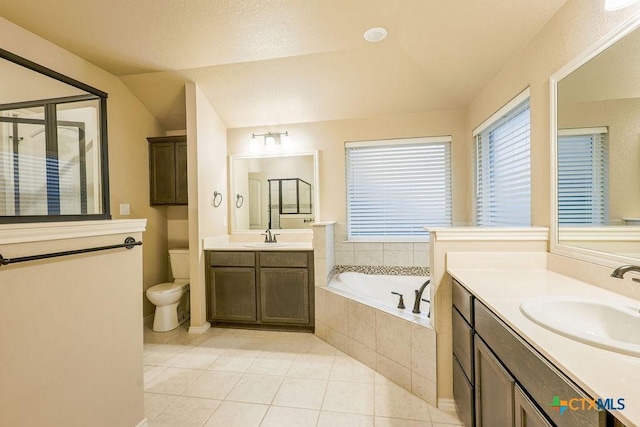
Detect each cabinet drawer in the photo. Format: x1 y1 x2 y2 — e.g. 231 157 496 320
260 251 308 267
452 307 474 384
210 251 255 267
453 355 474 427
474 300 605 427
453 279 473 325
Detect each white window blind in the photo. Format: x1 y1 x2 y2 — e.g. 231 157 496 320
557 127 609 225
346 137 452 239
474 94 531 226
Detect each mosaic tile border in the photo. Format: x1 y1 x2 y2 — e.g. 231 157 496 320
331 265 430 277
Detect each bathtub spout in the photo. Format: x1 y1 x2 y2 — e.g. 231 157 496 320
412 279 431 314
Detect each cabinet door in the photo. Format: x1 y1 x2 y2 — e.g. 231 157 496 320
149 142 176 204
209 267 256 322
475 337 514 427
514 384 552 427
260 267 309 324
453 355 474 427
175 141 188 204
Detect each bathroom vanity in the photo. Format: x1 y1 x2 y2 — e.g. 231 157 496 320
449 269 636 427
205 248 314 331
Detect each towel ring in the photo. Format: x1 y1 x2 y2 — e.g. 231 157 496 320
212 191 222 208
236 194 244 208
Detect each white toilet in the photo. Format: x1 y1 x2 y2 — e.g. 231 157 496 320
146 248 190 332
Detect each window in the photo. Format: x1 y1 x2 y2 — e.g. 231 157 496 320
557 127 609 225
0 47 110 223
345 136 452 240
474 90 530 226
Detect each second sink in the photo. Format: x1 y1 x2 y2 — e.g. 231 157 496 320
520 296 640 357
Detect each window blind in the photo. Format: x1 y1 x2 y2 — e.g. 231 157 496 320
557 127 609 225
346 137 452 239
475 97 531 226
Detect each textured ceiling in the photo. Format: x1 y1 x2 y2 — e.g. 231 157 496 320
0 0 568 130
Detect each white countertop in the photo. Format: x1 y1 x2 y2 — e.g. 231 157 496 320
447 267 640 427
202 237 313 251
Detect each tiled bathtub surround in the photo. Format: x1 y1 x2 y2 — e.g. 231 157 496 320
314 285 437 406
311 222 336 287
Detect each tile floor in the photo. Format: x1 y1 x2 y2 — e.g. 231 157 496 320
144 324 463 427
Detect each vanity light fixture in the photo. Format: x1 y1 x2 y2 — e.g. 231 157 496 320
364 27 388 42
605 0 640 10
249 131 290 151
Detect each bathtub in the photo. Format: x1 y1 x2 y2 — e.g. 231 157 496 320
316 271 436 404
329 271 431 318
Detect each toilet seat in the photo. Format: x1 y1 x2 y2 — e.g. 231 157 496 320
148 281 189 295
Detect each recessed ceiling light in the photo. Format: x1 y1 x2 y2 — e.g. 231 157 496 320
364 27 388 43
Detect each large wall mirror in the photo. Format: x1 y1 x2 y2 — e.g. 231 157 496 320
229 151 319 232
551 14 640 265
0 48 110 223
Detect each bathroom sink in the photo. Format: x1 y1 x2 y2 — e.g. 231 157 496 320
520 296 640 357
243 242 288 248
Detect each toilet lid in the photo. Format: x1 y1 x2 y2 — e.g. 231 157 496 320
148 281 189 294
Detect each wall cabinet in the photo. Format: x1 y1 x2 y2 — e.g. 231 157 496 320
452 278 617 427
206 250 314 331
148 135 187 205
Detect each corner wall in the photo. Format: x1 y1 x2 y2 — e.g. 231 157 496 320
186 83 228 330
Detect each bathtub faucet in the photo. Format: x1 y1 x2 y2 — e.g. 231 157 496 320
412 279 431 315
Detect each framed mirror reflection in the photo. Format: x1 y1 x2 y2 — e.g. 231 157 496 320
229 151 319 232
551 14 640 264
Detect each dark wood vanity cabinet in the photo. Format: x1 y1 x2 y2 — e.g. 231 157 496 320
206 250 314 331
148 135 188 205
452 278 610 427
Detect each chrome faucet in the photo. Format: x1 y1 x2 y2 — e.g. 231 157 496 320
611 265 640 283
262 229 279 243
412 279 431 315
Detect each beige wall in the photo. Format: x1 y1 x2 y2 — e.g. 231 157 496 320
467 0 640 228
0 229 145 427
227 109 469 229
0 16 168 319
186 83 228 330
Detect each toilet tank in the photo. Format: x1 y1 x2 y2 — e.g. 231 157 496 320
169 248 190 280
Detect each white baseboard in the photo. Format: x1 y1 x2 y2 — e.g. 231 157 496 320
188 322 211 334
437 398 456 411
135 418 149 427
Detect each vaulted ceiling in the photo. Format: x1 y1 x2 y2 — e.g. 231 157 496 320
0 0 567 130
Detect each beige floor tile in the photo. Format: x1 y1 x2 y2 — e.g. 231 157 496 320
272 377 328 410
260 406 319 427
374 417 431 426
428 405 463 425
322 381 374 415
330 356 375 383
145 367 203 395
150 396 220 427
260 339 304 354
182 371 242 400
203 401 268 427
144 393 176 421
247 353 295 376
375 384 430 421
225 373 284 404
287 354 334 379
207 355 256 373
317 411 374 426
144 365 167 385
299 339 339 357
172 347 222 370
143 346 192 367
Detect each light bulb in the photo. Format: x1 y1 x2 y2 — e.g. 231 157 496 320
249 135 258 151
265 134 276 149
282 132 291 145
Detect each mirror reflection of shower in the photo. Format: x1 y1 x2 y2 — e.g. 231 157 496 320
268 178 312 229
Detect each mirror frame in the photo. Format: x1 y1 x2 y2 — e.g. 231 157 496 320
228 150 320 233
550 11 640 267
0 47 111 223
